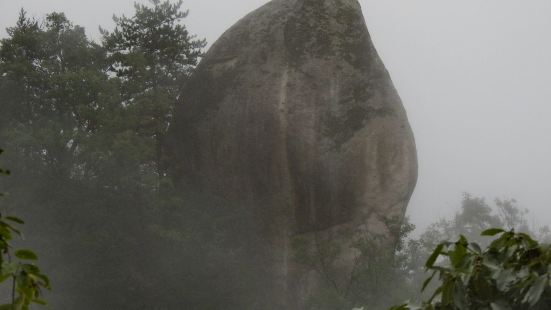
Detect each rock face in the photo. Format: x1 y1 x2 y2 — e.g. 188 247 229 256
168 0 417 308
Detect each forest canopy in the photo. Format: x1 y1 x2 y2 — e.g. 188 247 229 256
0 1 206 308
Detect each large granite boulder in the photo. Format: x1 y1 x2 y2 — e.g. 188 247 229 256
167 0 417 308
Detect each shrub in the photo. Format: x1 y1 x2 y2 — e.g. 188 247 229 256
391 228 551 310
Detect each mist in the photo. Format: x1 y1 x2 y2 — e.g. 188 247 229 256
0 0 550 309
2 0 550 229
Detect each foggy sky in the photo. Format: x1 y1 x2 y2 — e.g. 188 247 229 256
1 0 551 230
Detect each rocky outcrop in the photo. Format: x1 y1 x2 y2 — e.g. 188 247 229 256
167 0 417 308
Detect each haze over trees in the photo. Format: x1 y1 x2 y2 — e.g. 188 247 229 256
0 1 550 309
0 1 205 308
294 193 551 309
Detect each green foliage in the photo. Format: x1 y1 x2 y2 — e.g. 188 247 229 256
0 150 50 309
291 194 550 310
0 2 205 308
388 194 551 308
3 2 547 309
0 10 136 308
391 229 551 310
101 0 206 183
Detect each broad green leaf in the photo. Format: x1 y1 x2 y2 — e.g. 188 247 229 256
15 249 38 260
441 276 455 306
5 216 24 224
522 275 548 306
426 244 444 269
482 228 505 236
0 225 12 239
449 241 468 268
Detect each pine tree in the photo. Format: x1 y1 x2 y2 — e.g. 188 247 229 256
101 0 206 188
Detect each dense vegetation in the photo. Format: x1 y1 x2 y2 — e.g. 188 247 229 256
296 194 551 310
392 228 551 310
0 1 205 308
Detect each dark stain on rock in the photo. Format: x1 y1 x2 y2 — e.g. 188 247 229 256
322 104 394 149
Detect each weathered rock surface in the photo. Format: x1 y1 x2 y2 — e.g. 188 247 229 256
168 0 417 308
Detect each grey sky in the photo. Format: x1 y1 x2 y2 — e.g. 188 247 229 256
1 0 551 230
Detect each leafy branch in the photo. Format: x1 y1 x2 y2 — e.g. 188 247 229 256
0 149 50 309
391 228 551 310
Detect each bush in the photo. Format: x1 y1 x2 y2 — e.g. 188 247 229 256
391 228 551 310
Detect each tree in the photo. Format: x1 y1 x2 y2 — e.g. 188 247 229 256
1 3 206 308
495 198 530 232
417 194 549 255
0 11 116 179
101 0 206 187
0 11 137 308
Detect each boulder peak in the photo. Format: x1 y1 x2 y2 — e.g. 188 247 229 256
168 0 417 308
